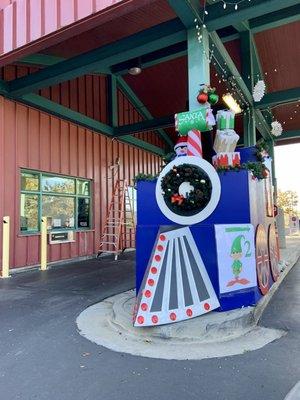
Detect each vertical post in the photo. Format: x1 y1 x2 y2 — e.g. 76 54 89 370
1 216 10 278
40 217 48 271
268 139 277 197
240 30 256 147
243 110 256 146
107 74 118 127
187 27 210 111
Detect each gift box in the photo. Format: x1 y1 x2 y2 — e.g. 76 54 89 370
175 108 209 135
216 110 235 130
213 129 240 153
212 152 241 168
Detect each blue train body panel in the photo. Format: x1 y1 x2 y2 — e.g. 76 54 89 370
136 150 275 312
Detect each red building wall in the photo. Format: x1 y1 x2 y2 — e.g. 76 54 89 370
0 75 162 271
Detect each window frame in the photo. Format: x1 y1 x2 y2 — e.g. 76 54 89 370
20 169 93 235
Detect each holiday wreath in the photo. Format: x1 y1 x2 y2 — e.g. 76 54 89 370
161 163 212 216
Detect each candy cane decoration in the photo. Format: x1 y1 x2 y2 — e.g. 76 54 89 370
187 129 203 158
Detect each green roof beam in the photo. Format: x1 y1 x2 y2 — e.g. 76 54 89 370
250 4 300 33
118 136 165 156
117 77 173 149
8 19 186 96
113 115 174 137
255 87 300 109
205 0 300 32
275 130 300 141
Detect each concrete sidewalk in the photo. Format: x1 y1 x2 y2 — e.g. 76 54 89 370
0 236 299 400
76 236 300 360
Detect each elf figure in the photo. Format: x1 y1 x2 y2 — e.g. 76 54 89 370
227 235 250 287
174 137 188 157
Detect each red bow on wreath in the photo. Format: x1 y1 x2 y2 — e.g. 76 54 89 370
171 194 184 205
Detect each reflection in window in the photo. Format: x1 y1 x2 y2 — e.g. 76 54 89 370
20 170 92 233
21 172 39 191
77 180 90 196
42 196 75 229
42 176 75 194
20 194 39 231
78 198 90 228
127 186 137 224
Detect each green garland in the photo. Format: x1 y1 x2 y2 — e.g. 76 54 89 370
256 139 270 161
161 164 212 216
133 173 158 184
216 161 268 180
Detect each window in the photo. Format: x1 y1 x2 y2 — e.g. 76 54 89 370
127 186 137 224
20 170 92 233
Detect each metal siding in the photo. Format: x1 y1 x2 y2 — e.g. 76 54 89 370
0 63 163 270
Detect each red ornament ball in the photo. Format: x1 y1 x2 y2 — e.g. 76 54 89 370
197 92 208 104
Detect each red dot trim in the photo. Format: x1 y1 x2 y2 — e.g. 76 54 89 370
141 303 148 311
170 312 177 321
148 279 155 286
155 255 161 262
157 245 164 252
204 303 210 311
151 267 158 274
152 315 158 324
145 290 152 298
186 308 193 317
137 316 144 325
159 234 166 241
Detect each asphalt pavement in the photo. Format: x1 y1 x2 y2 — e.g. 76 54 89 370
0 252 299 400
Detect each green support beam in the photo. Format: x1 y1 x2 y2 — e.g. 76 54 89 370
117 136 165 156
17 53 65 66
8 19 186 96
240 30 256 146
111 41 187 76
114 115 174 136
187 26 210 111
205 0 300 32
16 93 114 136
275 130 300 141
0 82 165 156
107 75 118 127
250 4 300 33
117 77 174 149
255 87 300 109
209 31 253 105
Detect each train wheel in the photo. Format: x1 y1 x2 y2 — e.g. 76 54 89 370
268 223 280 281
255 224 271 295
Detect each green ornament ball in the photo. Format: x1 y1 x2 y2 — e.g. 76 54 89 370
208 93 219 105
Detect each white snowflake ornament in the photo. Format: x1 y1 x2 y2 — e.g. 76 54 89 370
253 80 266 102
271 121 283 137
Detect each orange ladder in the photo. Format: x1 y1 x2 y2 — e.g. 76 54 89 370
97 179 135 260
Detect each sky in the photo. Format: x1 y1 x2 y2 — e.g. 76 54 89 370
275 143 300 210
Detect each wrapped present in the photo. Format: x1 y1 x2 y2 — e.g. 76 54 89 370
212 152 241 168
213 129 240 153
216 110 235 130
175 108 208 135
